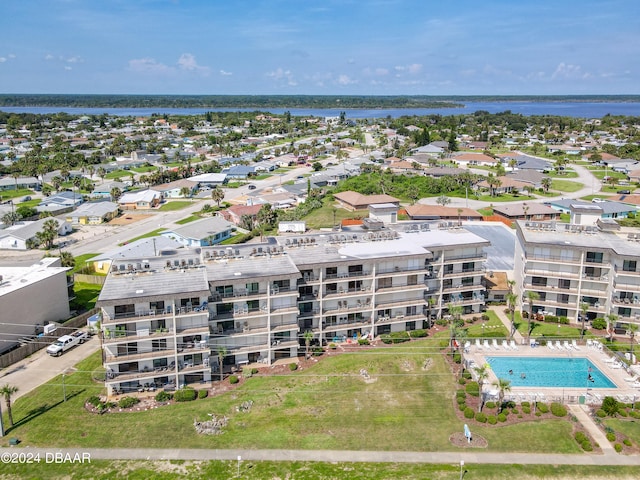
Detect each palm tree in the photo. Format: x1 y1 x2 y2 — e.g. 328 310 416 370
303 330 314 360
97 167 106 184
110 187 123 202
211 186 225 207
628 323 638 364
36 218 59 250
59 251 75 269
0 384 18 428
473 365 489 412
217 346 227 382
541 177 552 193
507 292 518 340
447 303 463 357
493 378 511 413
580 302 590 340
179 186 192 200
436 194 451 207
526 291 540 343
606 313 617 341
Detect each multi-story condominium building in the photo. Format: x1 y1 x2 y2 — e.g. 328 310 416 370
98 225 489 396
514 220 640 329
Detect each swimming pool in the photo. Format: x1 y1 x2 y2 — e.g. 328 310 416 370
484 356 616 388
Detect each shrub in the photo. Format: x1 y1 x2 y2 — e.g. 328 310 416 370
453 353 462 364
358 338 370 345
522 406 531 414
155 391 173 402
410 329 428 338
456 389 467 399
229 375 240 384
537 402 549 414
475 412 487 423
457 396 466 405
198 389 208 399
485 401 496 409
289 363 298 371
591 318 607 330
497 413 507 422
581 440 593 451
312 346 324 356
535 411 542 417
329 343 337 350
550 402 567 417
606 432 616 442
118 396 140 408
462 371 472 380
630 410 640 419
521 401 530 408
465 382 480 397
574 432 588 443
251 368 259 375
380 331 410 344
618 409 628 417
458 378 466 385
464 407 475 419
623 438 632 447
459 403 467 412
602 396 619 416
87 395 101 407
487 415 497 425
174 388 197 402
614 443 623 453
596 409 607 418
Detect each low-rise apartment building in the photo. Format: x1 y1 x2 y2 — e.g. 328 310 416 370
98 225 489 395
514 220 640 330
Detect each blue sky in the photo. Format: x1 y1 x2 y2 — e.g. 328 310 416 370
0 0 638 95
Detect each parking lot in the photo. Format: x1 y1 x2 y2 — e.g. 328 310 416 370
464 222 516 271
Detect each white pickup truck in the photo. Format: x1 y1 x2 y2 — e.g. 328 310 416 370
46 331 89 356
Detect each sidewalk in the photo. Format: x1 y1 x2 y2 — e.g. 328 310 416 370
489 305 525 345
568 404 615 453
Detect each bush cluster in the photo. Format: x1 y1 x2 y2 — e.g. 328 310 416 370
614 443 623 453
591 318 607 330
623 438 632 447
289 363 298 371
537 402 549 414
411 329 429 338
522 405 531 414
595 409 607 418
574 431 593 451
380 331 411 344
475 412 487 423
606 432 616 442
497 413 507 422
464 407 475 419
465 382 480 397
87 396 101 407
198 389 208 399
118 396 140 409
358 338 370 345
174 388 197 402
484 401 496 409
550 402 567 417
229 375 240 384
155 391 173 402
487 415 497 425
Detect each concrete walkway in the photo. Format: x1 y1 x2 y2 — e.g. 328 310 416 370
488 305 525 345
1 446 638 466
568 404 615 453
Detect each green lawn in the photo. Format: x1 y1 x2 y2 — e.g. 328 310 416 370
131 166 157 173
303 197 364 228
517 319 582 338
16 198 41 208
546 170 579 178
71 282 103 311
175 215 200 225
120 228 166 245
465 311 508 338
72 253 99 273
550 179 584 193
3 461 636 480
3 340 582 454
580 194 615 201
603 418 640 445
0 188 35 200
158 201 192 211
105 169 132 180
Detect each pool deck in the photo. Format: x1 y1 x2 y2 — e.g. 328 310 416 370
465 340 640 405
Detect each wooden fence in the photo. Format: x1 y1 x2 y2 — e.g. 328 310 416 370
73 273 106 285
0 308 99 369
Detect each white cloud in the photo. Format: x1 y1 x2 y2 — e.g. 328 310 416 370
177 53 210 75
407 63 422 74
8 54 15 59
65 56 82 64
551 62 590 80
219 70 233 76
45 54 54 61
0 57 5 63
128 57 173 74
64 66 72 71
337 74 356 85
266 67 297 86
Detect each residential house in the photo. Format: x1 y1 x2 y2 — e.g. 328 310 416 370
452 153 498 167
493 203 559 222
221 165 256 179
333 191 400 211
160 217 234 247
404 205 483 221
483 271 510 303
189 173 228 187
608 194 640 209
39 191 84 210
0 175 41 191
220 204 263 227
546 199 636 221
0 218 72 250
477 176 532 195
151 179 198 199
66 201 120 225
91 181 127 199
118 190 161 210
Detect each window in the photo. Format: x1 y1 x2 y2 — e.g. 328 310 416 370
461 277 474 287
406 321 416 331
215 285 234 297
326 267 337 278
406 306 417 316
532 276 547 287
325 283 337 294
444 264 453 274
114 304 135 317
407 275 417 286
623 260 637 272
245 282 259 294
558 279 571 290
152 339 167 352
586 251 603 264
462 262 474 273
558 294 570 304
348 264 363 276
377 277 392 289
348 280 362 291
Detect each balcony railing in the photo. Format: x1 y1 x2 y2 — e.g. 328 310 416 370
442 267 485 277
210 289 267 301
614 264 640 275
323 319 371 333
102 328 174 344
443 252 487 262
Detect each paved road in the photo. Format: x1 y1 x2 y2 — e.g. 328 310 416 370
1 446 638 466
0 335 100 401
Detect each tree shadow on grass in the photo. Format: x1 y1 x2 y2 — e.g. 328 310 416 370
7 389 86 434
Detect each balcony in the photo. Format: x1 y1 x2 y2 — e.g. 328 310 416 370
326 270 371 280
103 305 210 325
297 274 320 285
105 368 173 384
442 267 485 278
375 313 425 325
104 348 171 364
209 289 267 302
581 274 609 283
612 296 640 306
270 286 297 297
270 339 298 350
323 299 373 313
375 297 427 310
614 265 640 276
297 309 321 319
614 281 640 293
442 283 484 293
527 254 580 265
323 319 371 334
178 361 211 374
324 287 372 298
375 282 427 293
102 327 175 345
443 252 487 262
524 267 580 279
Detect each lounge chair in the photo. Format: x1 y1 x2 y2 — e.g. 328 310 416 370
571 339 581 350
509 340 519 351
483 340 491 350
547 342 555 350
475 339 483 351
562 340 572 350
555 340 564 350
586 339 593 348
502 340 509 350
492 339 500 350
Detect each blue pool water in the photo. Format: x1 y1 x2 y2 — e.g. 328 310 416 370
484 356 616 389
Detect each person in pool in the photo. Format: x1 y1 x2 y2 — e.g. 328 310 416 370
508 369 513 375
521 373 526 379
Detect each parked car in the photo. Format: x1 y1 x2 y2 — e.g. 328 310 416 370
591 198 606 203
248 184 257 190
617 190 631 195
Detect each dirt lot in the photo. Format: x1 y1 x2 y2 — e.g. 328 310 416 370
109 213 153 225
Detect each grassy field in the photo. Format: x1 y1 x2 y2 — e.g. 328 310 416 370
71 282 103 310
3 460 639 480
175 215 200 224
158 201 193 211
120 228 166 245
550 179 584 193
104 169 131 180
72 253 99 273
603 418 640 445
303 198 364 229
465 310 508 337
3 340 583 454
0 188 35 200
